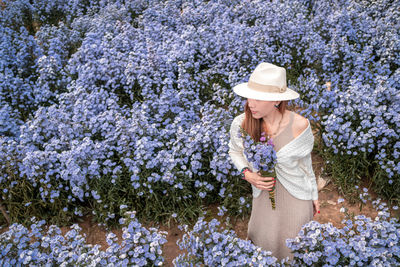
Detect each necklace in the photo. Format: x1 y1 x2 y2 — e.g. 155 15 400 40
263 112 284 139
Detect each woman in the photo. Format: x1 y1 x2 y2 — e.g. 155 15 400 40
228 62 320 260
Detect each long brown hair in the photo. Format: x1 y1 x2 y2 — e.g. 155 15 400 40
241 100 288 142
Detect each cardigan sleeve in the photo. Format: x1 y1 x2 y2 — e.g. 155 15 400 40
303 153 318 200
228 114 250 172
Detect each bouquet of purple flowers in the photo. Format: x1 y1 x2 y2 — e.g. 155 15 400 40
239 127 277 209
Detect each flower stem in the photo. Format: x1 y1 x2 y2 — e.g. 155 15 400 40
260 170 276 210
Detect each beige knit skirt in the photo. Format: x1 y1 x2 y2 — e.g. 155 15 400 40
247 179 313 260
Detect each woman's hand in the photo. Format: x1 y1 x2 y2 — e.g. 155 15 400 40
244 171 275 191
313 200 320 216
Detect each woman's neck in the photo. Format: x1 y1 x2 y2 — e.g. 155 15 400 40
262 109 283 126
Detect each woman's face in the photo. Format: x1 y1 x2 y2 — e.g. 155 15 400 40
247 98 278 119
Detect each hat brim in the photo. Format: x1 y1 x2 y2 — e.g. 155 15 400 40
233 82 300 101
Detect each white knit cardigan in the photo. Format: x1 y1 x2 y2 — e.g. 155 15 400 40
228 113 318 200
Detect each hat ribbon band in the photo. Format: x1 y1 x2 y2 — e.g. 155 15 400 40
248 80 286 93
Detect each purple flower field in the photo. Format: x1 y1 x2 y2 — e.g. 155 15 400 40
0 0 399 265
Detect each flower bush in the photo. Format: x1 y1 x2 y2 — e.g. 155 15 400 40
174 217 285 266
287 190 400 266
0 24 40 137
0 211 167 266
298 0 400 198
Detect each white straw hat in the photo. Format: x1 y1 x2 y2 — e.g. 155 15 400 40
233 62 300 101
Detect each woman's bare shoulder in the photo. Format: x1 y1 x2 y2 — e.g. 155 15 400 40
291 112 309 138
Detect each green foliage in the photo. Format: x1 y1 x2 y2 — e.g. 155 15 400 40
319 148 372 202
221 174 252 220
